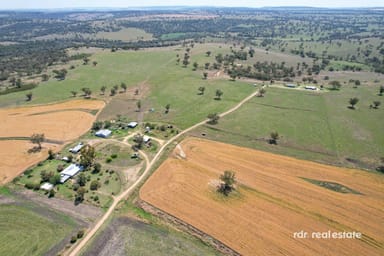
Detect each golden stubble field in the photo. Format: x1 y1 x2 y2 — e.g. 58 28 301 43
0 100 105 184
140 138 384 256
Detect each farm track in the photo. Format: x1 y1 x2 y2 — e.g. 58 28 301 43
67 89 258 256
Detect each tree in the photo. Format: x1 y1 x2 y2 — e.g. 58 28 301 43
134 89 139 95
40 170 53 182
49 174 61 185
30 133 45 150
349 97 359 109
258 88 266 97
193 62 198 71
165 104 170 114
269 131 279 144
75 187 86 204
206 51 211 57
16 78 22 88
92 163 101 174
379 85 384 96
81 87 92 98
92 61 98 66
26 92 33 101
121 82 127 92
203 72 208 79
80 145 96 169
83 57 90 65
329 80 341 90
110 88 116 96
215 89 223 100
137 100 141 112
198 86 205 95
133 134 144 150
47 149 55 160
92 121 103 131
71 91 77 97
218 170 236 196
77 173 87 186
207 113 220 125
100 86 106 95
41 74 49 81
373 101 381 109
90 180 100 191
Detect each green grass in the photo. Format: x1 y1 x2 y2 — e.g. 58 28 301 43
0 203 76 256
194 85 384 169
0 186 11 196
300 177 362 194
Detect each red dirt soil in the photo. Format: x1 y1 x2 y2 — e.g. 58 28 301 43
140 138 384 256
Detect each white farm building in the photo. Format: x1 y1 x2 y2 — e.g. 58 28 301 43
60 164 83 183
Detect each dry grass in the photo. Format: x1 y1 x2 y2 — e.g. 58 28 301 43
0 99 105 184
140 138 384 256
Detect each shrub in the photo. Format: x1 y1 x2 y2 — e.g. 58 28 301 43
70 236 77 244
90 180 100 191
110 154 118 159
106 158 112 163
77 230 84 239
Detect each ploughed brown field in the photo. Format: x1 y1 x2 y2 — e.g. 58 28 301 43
0 100 105 184
140 138 384 256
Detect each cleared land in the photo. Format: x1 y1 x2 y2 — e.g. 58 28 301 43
141 138 384 256
82 217 220 256
0 193 78 256
193 85 384 169
0 99 104 184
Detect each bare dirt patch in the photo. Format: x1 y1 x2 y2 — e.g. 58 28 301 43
0 100 105 184
140 137 384 256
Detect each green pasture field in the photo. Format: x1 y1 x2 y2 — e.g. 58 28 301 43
192 84 384 170
0 197 76 256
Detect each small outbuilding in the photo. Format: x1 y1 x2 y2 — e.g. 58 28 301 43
69 143 83 154
40 182 54 191
95 129 112 138
127 122 138 128
305 86 317 90
143 135 151 143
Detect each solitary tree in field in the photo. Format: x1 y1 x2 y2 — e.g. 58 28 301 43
373 101 381 109
100 86 106 95
379 85 384 96
26 92 33 101
71 91 77 97
329 80 341 90
206 51 211 57
30 133 45 150
349 97 359 109
198 86 205 95
215 89 223 100
218 170 236 196
121 82 127 92
92 61 98 66
165 104 171 114
269 131 279 145
137 100 141 112
258 88 266 97
207 113 220 125
203 72 208 80
134 89 139 95
193 62 198 71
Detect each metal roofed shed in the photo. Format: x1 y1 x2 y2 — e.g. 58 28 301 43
60 164 83 183
95 129 112 138
127 122 138 128
69 142 84 153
